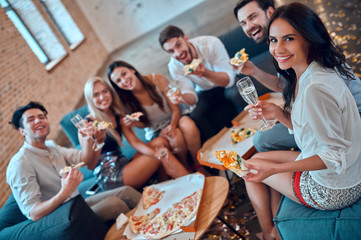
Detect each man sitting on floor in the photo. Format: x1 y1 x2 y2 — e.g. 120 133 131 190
6 101 141 222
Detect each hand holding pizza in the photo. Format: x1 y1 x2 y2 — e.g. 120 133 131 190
190 62 207 77
60 168 84 197
242 158 279 182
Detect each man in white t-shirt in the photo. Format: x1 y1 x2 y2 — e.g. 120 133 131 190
159 25 238 142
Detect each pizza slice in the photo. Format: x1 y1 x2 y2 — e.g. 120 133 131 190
92 120 113 130
213 150 249 177
59 162 85 175
230 127 256 144
125 112 144 121
142 186 165 210
140 190 202 239
230 48 249 66
128 207 160 234
184 59 201 75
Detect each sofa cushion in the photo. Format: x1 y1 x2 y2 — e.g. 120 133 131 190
274 196 361 240
0 194 27 231
0 195 108 240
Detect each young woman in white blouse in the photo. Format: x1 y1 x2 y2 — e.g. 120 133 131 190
242 3 361 240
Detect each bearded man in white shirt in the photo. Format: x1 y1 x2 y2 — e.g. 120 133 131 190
159 25 238 142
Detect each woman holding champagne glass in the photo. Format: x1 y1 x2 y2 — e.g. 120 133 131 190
83 77 188 190
242 3 361 239
106 60 207 173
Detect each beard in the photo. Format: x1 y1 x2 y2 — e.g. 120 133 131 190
248 25 268 44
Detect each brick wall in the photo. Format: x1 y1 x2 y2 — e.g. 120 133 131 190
0 0 108 207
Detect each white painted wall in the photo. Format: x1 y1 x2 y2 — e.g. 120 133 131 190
75 0 205 53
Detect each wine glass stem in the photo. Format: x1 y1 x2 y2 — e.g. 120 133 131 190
261 115 269 124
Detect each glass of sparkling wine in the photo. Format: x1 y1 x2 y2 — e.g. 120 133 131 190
236 76 275 131
71 114 88 133
71 114 104 150
166 84 195 114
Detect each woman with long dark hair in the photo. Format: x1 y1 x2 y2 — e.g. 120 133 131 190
106 60 206 173
242 3 361 239
84 77 188 190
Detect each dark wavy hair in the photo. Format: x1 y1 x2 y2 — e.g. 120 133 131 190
10 101 48 130
106 61 164 125
268 2 354 116
233 0 275 19
159 25 185 49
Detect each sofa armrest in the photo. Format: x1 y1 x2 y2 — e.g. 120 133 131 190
0 195 108 240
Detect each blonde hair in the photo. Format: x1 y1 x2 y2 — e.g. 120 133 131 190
84 76 125 146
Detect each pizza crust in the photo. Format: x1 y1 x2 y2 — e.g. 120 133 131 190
184 59 201 75
142 186 165 210
125 112 144 121
230 127 256 144
140 190 202 239
213 150 249 177
230 48 249 66
59 162 85 175
92 120 113 130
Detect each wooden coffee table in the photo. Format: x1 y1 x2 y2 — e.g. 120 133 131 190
105 176 229 240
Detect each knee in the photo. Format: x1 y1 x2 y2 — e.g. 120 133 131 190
179 117 200 136
253 130 270 152
148 136 169 148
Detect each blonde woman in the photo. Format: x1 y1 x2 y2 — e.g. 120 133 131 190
84 77 188 190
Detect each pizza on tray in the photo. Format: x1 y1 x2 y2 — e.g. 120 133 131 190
184 59 201 75
128 207 160 234
213 150 249 177
230 127 256 144
230 48 249 66
142 186 165 210
139 189 202 239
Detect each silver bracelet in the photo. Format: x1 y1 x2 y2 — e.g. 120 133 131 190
94 141 105 151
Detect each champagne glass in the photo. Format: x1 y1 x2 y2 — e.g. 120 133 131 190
155 145 173 170
236 76 275 131
70 114 104 150
165 84 195 114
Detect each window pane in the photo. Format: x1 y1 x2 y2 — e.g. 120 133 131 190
41 0 84 48
7 0 66 61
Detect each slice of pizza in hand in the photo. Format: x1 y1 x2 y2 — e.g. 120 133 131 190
213 150 249 177
92 120 113 130
142 186 165 210
230 48 249 66
230 127 256 144
184 59 201 75
128 207 160 234
59 162 85 175
140 190 202 239
125 112 144 121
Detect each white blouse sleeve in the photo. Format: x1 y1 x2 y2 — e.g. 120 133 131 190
302 84 351 174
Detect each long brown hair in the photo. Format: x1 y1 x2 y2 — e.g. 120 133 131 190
106 61 164 125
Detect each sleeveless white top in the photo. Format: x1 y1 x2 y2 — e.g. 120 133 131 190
143 74 172 140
